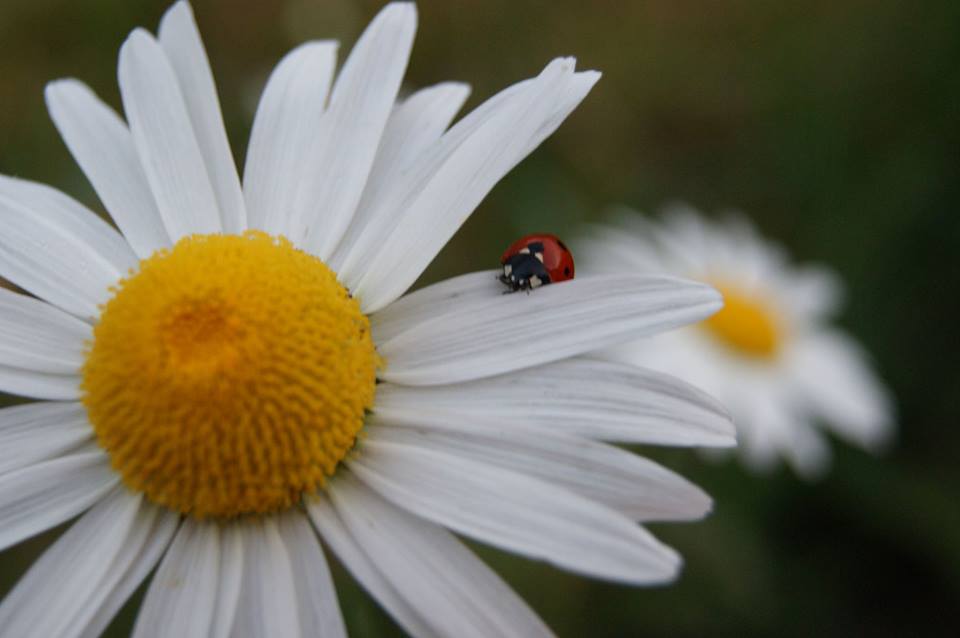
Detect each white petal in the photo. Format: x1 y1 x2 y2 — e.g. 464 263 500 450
331 81 471 277
133 519 220 638
231 519 301 638
0 175 135 318
327 475 554 638
654 203 717 274
0 401 92 475
0 489 175 638
370 270 502 343
781 419 832 480
366 421 712 521
295 3 417 256
0 365 79 401
353 60 600 313
0 449 117 552
575 217 664 274
374 357 735 447
787 330 895 451
783 265 843 320
348 439 681 584
210 524 243 638
276 511 347 638
377 273 722 385
243 41 338 235
736 387 829 477
77 507 179 638
158 1 246 233
361 82 472 204
78 505 180 638
337 74 535 297
307 495 438 638
45 79 170 258
118 29 222 240
0 287 91 374
0 175 137 274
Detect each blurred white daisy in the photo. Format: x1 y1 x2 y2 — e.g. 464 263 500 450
578 204 894 478
0 4 734 636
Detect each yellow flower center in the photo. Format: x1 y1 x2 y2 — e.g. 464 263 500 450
702 283 781 358
82 232 379 519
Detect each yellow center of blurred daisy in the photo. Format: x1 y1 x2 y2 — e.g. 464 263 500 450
81 231 379 519
702 284 781 358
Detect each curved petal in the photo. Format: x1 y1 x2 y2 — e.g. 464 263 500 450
45 79 170 258
373 357 734 447
209 523 243 638
352 60 599 313
243 41 338 235
0 175 138 274
77 506 179 638
331 81 471 277
366 422 712 521
348 439 681 585
230 519 301 638
0 287 91 374
0 489 177 638
783 265 843 321
295 2 417 257
158 1 246 233
0 449 117 552
325 476 554 638
357 82 472 210
0 175 135 318
133 518 220 638
781 418 831 480
376 273 722 385
0 401 92 475
276 511 347 638
118 29 221 240
369 270 501 342
0 365 79 401
787 330 894 452
307 495 438 638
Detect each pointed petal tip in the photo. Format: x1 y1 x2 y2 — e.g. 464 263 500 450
159 0 194 26
663 554 684 583
694 390 737 447
612 541 683 587
43 78 72 96
43 78 86 112
441 80 472 99
297 39 340 55
118 28 157 66
379 1 419 30
550 56 578 72
123 27 154 48
683 487 715 521
157 3 195 42
657 545 684 581
577 69 603 83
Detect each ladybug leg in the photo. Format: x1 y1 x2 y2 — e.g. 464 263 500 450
497 272 519 293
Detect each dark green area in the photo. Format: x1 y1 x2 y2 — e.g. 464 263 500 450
2 0 958 635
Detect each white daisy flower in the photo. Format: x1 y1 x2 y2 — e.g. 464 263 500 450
0 4 734 636
578 204 895 478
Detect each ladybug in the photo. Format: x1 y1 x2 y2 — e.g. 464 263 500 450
499 233 575 292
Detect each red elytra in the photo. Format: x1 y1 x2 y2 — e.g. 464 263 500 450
499 233 575 292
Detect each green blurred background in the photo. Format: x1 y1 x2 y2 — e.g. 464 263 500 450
2 0 958 635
